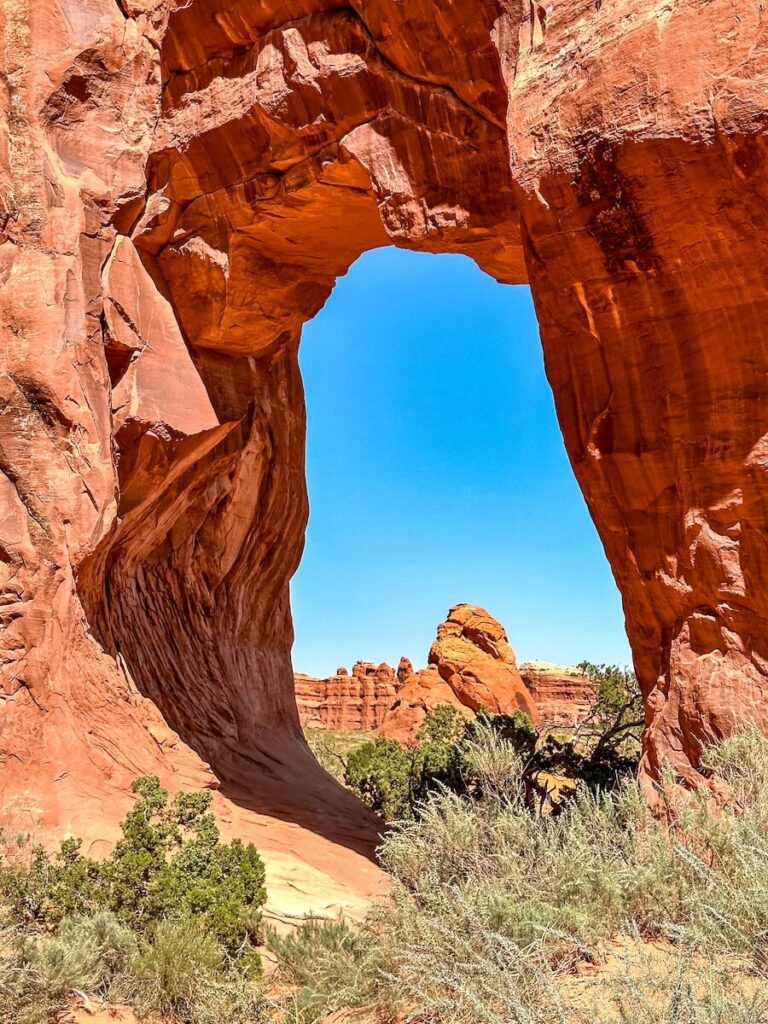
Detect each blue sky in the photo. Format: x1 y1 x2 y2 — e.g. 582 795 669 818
290 247 632 677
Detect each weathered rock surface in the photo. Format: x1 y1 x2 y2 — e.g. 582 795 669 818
2 0 768 896
429 604 538 716
521 662 596 727
296 642 595 735
380 605 540 744
296 661 402 730
380 665 477 745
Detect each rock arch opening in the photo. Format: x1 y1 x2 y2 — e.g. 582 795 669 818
292 245 630 680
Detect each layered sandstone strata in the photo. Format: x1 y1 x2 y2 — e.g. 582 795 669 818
1 0 768 885
296 643 595 735
521 663 596 727
296 662 402 731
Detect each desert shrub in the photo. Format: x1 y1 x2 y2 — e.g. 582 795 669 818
0 911 136 1024
345 737 412 820
343 706 523 821
570 661 643 781
700 727 768 811
0 909 269 1024
0 776 266 962
128 915 271 1023
268 918 376 1022
597 950 768 1024
666 731 768 965
130 917 223 1022
277 726 768 1023
304 729 377 782
457 716 533 800
343 676 643 823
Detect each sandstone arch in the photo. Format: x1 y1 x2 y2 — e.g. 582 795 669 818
2 0 768 879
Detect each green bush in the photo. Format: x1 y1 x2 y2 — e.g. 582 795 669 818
0 776 266 962
304 729 377 782
0 778 271 1023
343 678 643 823
345 737 412 820
343 707 469 821
267 918 375 1023
343 705 506 821
130 917 224 1022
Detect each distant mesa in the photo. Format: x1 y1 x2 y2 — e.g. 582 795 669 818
295 604 595 744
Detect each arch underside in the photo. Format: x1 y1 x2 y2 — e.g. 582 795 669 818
2 0 768 862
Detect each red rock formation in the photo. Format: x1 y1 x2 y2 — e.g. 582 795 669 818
397 657 414 685
380 605 539 744
380 666 477 745
429 604 538 716
521 663 596 727
296 661 401 730
295 644 595 736
2 0 767 886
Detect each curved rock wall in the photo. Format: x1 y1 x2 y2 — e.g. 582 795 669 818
1 0 767 851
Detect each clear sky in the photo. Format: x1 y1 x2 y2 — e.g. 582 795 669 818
290 247 632 677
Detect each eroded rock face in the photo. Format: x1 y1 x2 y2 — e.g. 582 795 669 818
296 662 402 730
380 604 539 743
296 634 595 735
521 663 596 727
428 604 537 715
1 0 768 873
379 666 476 746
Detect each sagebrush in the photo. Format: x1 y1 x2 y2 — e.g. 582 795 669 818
273 725 768 1023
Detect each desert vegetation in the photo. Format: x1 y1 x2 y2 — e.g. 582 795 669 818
327 662 644 821
0 776 269 1023
304 728 378 783
271 724 768 1023
3 673 768 1022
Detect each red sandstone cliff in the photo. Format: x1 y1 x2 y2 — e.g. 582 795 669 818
521 663 596 727
2 0 768 891
297 652 596 736
296 662 402 731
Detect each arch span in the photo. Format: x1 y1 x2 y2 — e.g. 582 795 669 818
2 0 768 879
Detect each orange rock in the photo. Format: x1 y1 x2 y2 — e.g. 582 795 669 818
521 663 596 727
295 625 595 739
397 657 414 684
429 604 539 718
380 665 477 745
295 662 402 730
380 606 539 744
